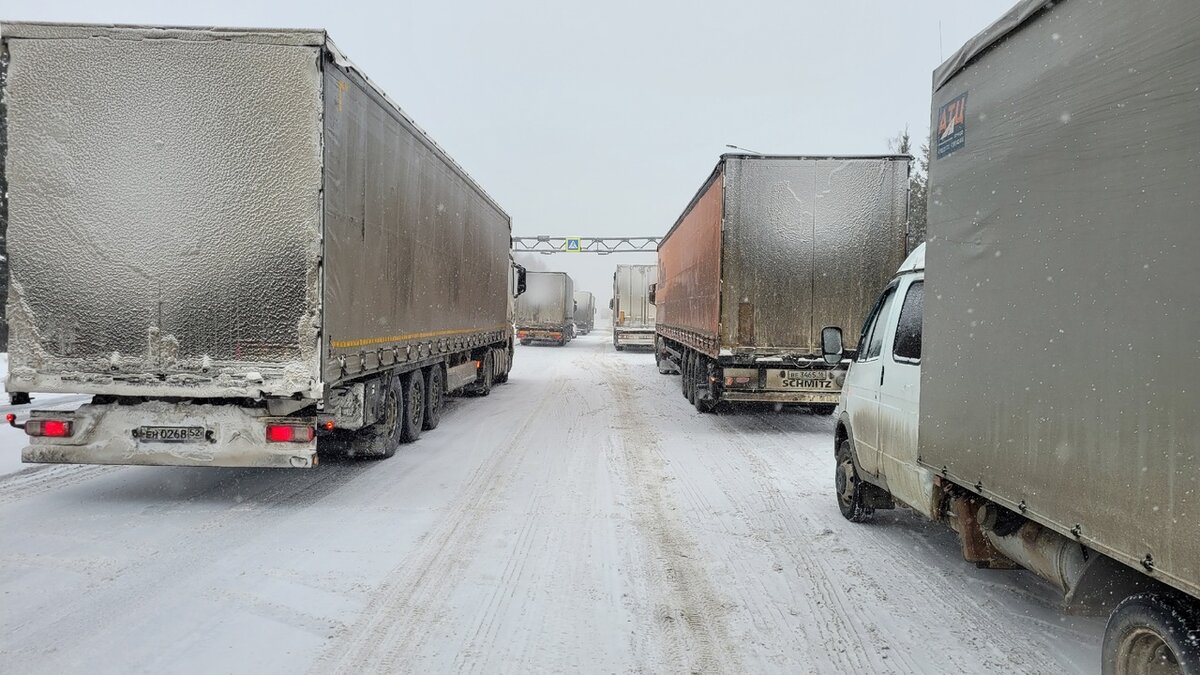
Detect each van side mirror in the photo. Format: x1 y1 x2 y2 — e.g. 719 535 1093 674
821 326 844 365
514 264 527 297
648 283 657 305
609 298 614 310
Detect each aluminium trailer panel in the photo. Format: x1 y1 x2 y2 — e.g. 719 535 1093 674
0 23 326 400
720 156 908 356
920 0 1200 598
320 53 512 386
656 155 908 359
515 272 574 329
613 265 657 330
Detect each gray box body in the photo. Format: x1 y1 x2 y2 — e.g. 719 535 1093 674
0 23 512 401
921 0 1200 598
657 155 909 358
573 291 595 330
515 272 574 329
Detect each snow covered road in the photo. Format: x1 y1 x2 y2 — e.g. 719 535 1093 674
0 332 1103 674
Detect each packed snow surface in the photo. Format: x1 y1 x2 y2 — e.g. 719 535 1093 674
0 333 1102 673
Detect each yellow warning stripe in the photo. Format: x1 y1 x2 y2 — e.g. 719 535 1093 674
331 325 509 350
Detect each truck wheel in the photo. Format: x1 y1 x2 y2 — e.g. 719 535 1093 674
836 439 874 522
520 339 531 346
356 375 403 458
422 366 444 431
400 371 425 443
1103 592 1200 675
680 350 691 398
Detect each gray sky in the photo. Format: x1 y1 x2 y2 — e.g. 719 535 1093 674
7 0 1016 302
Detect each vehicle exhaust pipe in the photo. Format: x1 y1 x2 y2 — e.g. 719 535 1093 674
977 503 1089 597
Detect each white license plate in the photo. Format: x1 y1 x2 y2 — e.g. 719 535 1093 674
137 426 206 442
769 370 835 390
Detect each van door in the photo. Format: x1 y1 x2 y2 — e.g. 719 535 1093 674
876 275 937 518
842 284 899 478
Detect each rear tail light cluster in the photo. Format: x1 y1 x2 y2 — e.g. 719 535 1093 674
265 424 315 443
26 419 74 437
724 376 753 387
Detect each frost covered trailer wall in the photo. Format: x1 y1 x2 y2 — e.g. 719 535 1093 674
0 24 326 399
920 0 1200 598
657 156 909 358
0 23 513 400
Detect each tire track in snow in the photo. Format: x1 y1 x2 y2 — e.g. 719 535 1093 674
310 371 571 674
0 464 123 505
601 359 740 674
725 407 1083 673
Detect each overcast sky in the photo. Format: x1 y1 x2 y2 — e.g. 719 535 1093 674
6 0 1016 303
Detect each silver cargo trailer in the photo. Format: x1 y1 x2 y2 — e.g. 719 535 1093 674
611 265 656 351
515 272 574 346
826 1 1200 670
0 22 524 467
654 155 909 412
573 291 595 335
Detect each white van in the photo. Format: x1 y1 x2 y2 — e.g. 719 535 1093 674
823 244 936 523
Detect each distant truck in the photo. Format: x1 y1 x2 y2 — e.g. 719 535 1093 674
653 155 909 413
573 291 595 335
516 272 575 346
611 265 656 351
1 23 525 467
827 1 1200 671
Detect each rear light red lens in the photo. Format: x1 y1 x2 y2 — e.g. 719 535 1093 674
26 419 73 438
265 424 315 443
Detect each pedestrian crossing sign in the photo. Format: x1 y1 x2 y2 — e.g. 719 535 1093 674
565 237 582 252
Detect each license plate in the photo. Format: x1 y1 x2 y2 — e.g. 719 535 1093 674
136 426 206 442
768 370 835 390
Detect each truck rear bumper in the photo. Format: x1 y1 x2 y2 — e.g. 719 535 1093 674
719 390 841 404
615 330 655 346
22 402 317 468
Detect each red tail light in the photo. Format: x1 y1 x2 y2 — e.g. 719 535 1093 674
265 424 315 443
26 419 73 438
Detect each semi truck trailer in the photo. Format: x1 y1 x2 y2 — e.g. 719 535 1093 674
0 22 524 467
515 272 575 346
611 265 656 351
573 291 595 335
827 2 1200 671
653 154 909 413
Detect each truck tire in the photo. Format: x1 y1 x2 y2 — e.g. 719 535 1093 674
680 350 691 398
422 366 444 431
356 375 404 458
1103 591 1200 675
520 339 531 346
400 371 425 443
836 439 874 522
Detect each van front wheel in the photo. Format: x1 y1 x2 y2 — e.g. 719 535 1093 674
836 439 874 523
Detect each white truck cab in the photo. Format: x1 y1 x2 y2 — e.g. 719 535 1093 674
824 244 937 522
